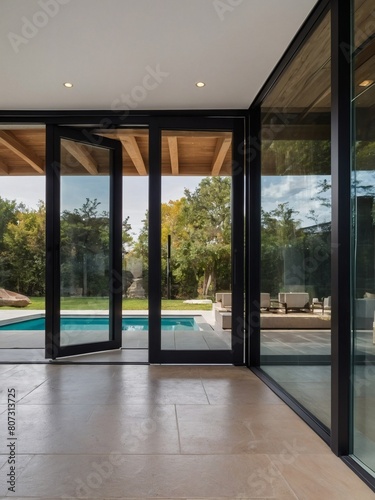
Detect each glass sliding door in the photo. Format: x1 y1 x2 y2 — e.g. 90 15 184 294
352 0 375 474
45 126 122 359
259 10 332 428
148 118 244 364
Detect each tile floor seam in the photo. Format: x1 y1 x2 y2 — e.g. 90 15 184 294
13 380 49 404
199 376 212 405
265 453 300 500
174 404 182 454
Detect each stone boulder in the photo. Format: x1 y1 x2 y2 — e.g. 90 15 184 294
0 288 31 307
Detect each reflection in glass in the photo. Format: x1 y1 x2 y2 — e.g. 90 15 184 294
352 0 375 474
60 139 111 346
260 12 332 427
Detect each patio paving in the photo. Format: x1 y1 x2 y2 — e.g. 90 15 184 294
0 309 231 362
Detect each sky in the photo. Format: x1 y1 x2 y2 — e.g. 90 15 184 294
0 176 203 237
261 175 332 227
1 171 374 236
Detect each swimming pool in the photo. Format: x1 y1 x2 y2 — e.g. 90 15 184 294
0 316 200 331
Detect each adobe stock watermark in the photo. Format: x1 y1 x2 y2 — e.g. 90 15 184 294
246 438 306 496
74 452 126 499
110 65 170 114
73 407 168 498
213 0 244 21
8 0 71 54
81 63 169 145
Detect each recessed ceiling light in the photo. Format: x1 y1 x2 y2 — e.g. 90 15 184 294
196 82 205 88
63 82 73 88
359 79 374 87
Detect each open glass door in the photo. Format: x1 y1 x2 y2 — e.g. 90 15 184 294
45 126 122 359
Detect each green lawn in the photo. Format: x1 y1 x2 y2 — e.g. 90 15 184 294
0 297 212 311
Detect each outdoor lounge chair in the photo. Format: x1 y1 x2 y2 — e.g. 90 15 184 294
213 292 232 329
278 292 310 314
260 293 271 310
323 296 331 314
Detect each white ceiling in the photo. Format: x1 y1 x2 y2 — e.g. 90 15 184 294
0 0 318 111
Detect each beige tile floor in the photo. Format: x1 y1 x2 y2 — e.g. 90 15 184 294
0 364 373 499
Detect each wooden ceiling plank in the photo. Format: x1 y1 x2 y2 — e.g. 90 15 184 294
121 137 147 176
163 130 232 139
211 137 232 176
0 131 44 174
0 158 9 175
62 141 98 175
97 129 149 139
168 136 179 175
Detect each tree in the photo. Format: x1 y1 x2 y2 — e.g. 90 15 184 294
0 196 20 288
261 203 302 296
2 202 45 296
60 198 132 297
261 202 331 299
179 177 231 297
0 197 19 252
132 177 232 299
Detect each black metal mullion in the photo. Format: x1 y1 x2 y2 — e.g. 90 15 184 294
0 110 247 124
148 119 162 363
248 106 261 367
110 140 123 347
331 0 352 456
45 124 61 359
231 118 245 365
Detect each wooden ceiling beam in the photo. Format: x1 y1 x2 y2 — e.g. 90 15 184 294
163 130 232 139
0 158 9 175
168 136 179 175
0 131 44 174
62 141 98 175
211 137 232 176
121 136 147 176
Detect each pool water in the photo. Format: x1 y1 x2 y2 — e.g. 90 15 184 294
0 316 199 331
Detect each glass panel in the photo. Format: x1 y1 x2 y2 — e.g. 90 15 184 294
352 0 375 474
121 129 149 350
0 125 46 357
160 130 232 351
60 138 111 346
260 11 332 427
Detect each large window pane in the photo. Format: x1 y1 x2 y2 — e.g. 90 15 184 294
0 125 45 359
160 130 232 351
352 0 375 474
60 138 111 346
260 11 332 427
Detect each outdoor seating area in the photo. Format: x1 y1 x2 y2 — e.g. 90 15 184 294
213 291 332 330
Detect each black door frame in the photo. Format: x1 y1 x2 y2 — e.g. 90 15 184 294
148 116 245 364
45 125 123 359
